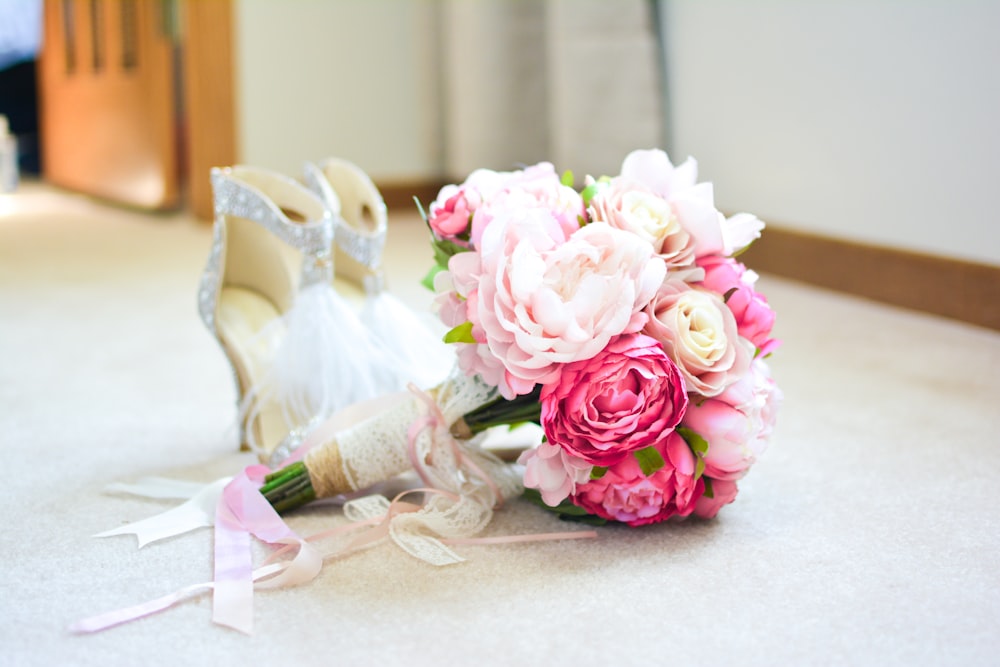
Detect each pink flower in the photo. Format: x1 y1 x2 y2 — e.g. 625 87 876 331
470 216 664 397
698 256 779 356
427 168 510 245
643 280 754 397
428 187 476 243
682 399 753 481
571 431 704 526
718 358 782 454
518 441 592 507
692 478 739 519
470 162 583 248
429 161 586 251
681 360 781 480
541 334 688 466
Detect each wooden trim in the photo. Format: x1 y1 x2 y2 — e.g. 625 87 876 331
741 225 1000 331
181 0 236 221
377 180 448 216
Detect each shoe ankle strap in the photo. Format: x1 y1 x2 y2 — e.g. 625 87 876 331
212 166 333 258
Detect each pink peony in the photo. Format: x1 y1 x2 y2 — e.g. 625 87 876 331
717 358 782 455
692 477 739 519
698 255 779 356
571 431 704 526
470 215 664 397
681 359 781 480
518 441 593 507
681 399 754 481
643 280 753 397
541 334 688 466
468 162 584 249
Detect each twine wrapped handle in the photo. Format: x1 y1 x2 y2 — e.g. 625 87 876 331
261 367 533 514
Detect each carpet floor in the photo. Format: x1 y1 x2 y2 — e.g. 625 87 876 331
2 182 998 666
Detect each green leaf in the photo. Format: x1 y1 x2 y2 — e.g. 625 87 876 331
634 445 666 477
560 169 575 188
432 237 467 266
590 466 608 480
412 196 429 222
676 427 709 456
581 182 601 208
703 477 715 499
421 264 444 291
443 321 476 344
677 427 709 480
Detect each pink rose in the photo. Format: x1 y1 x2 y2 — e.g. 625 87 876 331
473 216 665 397
698 255 779 356
428 186 476 243
692 478 739 519
541 334 688 466
428 167 517 246
518 441 593 507
571 431 704 526
588 177 696 271
643 280 753 397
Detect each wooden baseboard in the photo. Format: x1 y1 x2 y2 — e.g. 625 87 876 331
741 225 1000 331
378 180 447 216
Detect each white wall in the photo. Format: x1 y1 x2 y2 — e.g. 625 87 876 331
234 0 443 182
233 1 999 266
662 1 1000 266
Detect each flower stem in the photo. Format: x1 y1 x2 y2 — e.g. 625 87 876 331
455 386 542 436
261 461 316 514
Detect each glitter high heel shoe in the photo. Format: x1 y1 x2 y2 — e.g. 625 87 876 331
304 158 452 393
198 165 378 462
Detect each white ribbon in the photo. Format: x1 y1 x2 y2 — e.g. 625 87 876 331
95 477 231 547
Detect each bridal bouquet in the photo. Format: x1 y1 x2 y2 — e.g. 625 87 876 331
263 148 781 527
421 148 781 526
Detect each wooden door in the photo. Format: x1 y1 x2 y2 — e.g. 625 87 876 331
39 0 180 209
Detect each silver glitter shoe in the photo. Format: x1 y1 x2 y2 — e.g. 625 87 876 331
304 158 453 394
198 165 334 457
302 158 387 301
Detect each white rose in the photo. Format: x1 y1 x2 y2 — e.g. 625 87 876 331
588 177 696 270
643 281 753 397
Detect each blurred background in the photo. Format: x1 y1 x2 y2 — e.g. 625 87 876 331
1 1 998 268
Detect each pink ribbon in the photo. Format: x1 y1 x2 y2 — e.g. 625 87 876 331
70 483 597 635
212 464 324 634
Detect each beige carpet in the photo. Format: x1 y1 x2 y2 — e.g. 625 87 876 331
2 182 998 666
